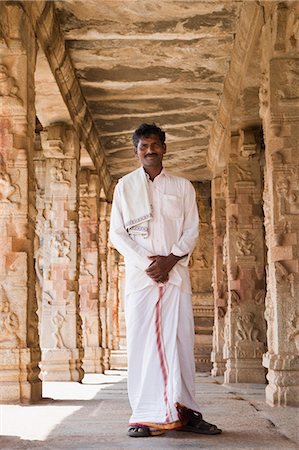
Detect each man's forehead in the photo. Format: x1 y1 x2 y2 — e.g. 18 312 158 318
138 134 162 143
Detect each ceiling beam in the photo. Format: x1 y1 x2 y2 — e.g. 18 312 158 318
21 0 113 196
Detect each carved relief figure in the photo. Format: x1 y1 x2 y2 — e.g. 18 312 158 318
236 312 260 342
51 231 71 260
0 64 20 98
0 154 16 202
50 160 70 186
277 60 299 102
0 286 20 348
236 231 254 256
51 311 66 348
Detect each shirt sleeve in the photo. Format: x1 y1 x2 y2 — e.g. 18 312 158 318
109 182 152 271
170 180 199 266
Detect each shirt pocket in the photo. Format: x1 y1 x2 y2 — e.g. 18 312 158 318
162 194 183 219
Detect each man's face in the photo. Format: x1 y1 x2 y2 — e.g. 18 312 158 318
134 133 166 170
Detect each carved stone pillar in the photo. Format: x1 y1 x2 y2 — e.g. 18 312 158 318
211 176 227 376
79 169 103 373
38 123 83 381
0 4 41 403
260 2 299 406
224 130 266 384
107 245 120 351
189 182 214 372
99 196 110 370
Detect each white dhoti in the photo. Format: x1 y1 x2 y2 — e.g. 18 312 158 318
125 283 200 429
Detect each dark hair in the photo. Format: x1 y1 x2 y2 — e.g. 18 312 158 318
132 123 166 147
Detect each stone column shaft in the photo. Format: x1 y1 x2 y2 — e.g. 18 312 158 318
79 169 103 373
211 176 227 376
260 2 299 406
38 123 83 381
99 197 110 370
0 3 41 402
224 130 266 384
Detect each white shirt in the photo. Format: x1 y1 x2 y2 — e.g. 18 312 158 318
109 168 199 294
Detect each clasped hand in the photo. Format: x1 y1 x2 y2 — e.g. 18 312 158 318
145 254 180 284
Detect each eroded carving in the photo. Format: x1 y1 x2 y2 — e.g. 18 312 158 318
236 231 254 256
51 231 71 260
0 286 20 348
51 311 66 349
236 312 260 342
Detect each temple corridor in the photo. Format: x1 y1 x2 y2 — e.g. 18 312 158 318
0 3 298 444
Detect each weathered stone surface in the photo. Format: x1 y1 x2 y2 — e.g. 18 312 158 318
53 0 241 181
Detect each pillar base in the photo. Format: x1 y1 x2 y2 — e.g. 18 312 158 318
0 348 42 403
82 347 104 374
110 349 128 370
40 348 84 381
224 357 266 384
263 352 299 406
211 352 226 376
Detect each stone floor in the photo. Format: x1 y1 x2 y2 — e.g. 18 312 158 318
1 371 298 449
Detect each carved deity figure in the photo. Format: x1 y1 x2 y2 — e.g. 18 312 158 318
51 231 71 259
0 286 20 348
236 231 254 256
51 311 66 348
50 161 70 186
0 64 19 97
236 312 259 343
0 155 16 202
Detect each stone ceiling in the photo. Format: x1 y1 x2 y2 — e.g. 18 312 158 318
52 0 243 181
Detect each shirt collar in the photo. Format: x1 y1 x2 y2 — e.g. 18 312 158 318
143 167 168 181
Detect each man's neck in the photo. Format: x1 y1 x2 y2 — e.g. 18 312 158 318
143 166 163 181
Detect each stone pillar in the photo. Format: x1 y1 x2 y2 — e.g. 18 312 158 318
224 129 266 384
99 195 110 370
189 182 214 372
0 4 41 402
260 2 299 406
79 169 103 373
109 247 120 351
211 176 228 376
38 123 83 381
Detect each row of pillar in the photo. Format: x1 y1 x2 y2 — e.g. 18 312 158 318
210 0 299 406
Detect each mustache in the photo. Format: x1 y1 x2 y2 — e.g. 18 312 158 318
145 153 158 157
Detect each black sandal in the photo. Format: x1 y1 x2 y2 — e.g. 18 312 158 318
128 425 151 437
127 425 165 437
177 406 222 435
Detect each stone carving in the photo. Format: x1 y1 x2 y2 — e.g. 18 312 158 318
277 60 299 103
271 151 284 165
235 165 253 182
80 257 94 278
0 64 20 100
0 155 17 203
79 199 91 218
290 314 299 352
236 231 254 256
254 289 265 305
259 72 268 118
197 253 208 269
51 231 71 260
231 290 240 307
275 262 294 297
50 161 70 186
236 312 260 343
0 286 20 348
228 215 238 229
51 311 66 349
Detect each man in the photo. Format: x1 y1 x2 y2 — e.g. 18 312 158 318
109 123 221 438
